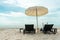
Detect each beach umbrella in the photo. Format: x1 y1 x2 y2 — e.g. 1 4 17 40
25 6 48 32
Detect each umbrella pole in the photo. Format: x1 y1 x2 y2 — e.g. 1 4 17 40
36 8 38 28
36 8 39 33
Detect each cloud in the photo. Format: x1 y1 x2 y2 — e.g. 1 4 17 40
3 0 16 4
0 12 26 17
0 0 60 12
0 12 26 26
0 16 12 25
0 0 40 7
0 0 60 9
0 4 25 13
14 0 60 9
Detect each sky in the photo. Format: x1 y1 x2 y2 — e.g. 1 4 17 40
0 0 60 28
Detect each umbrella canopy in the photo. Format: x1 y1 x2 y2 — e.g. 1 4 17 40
25 6 48 16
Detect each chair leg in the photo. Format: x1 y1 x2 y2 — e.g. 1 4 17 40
23 30 25 34
53 28 57 34
19 28 21 33
40 28 43 31
34 30 35 34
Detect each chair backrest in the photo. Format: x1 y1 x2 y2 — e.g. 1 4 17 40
43 24 54 31
25 24 34 31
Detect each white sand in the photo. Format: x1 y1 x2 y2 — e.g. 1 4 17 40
0 28 60 40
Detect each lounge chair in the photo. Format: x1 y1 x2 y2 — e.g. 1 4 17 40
23 24 35 34
40 24 57 34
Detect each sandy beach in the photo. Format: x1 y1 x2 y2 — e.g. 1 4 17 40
0 28 60 40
